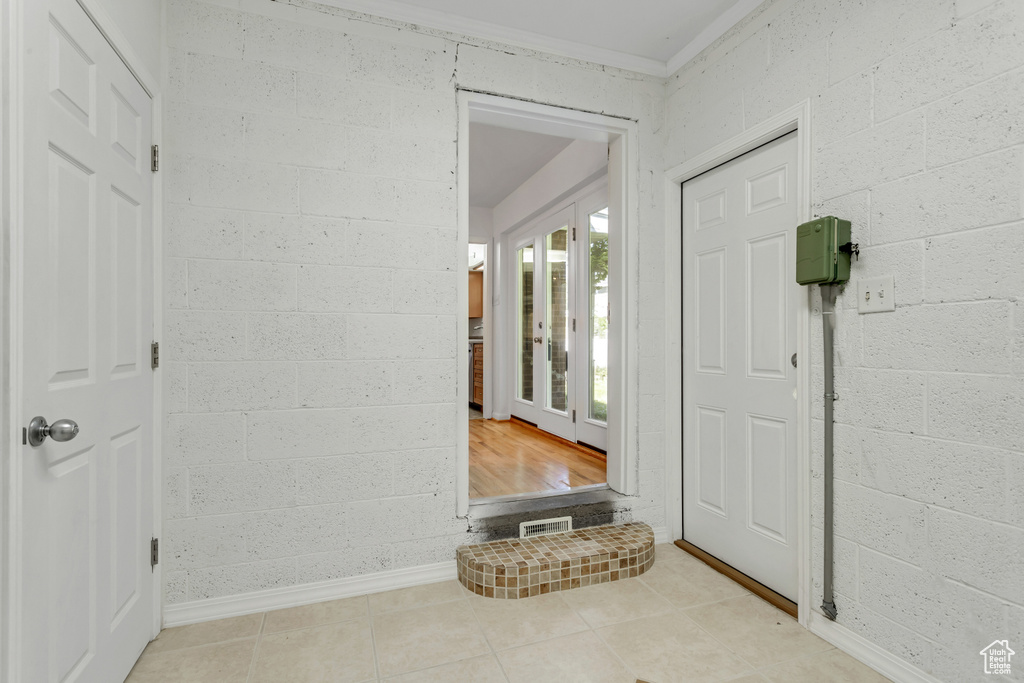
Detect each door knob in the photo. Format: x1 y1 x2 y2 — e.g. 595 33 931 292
533 337 543 344
26 416 79 447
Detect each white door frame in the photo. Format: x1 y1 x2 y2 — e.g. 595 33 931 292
664 101 812 625
1 0 164 677
456 90 639 516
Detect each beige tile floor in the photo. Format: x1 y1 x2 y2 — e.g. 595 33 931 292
127 544 891 683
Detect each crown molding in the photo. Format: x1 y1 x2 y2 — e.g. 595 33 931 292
664 0 767 76
308 0 668 76
298 0 767 79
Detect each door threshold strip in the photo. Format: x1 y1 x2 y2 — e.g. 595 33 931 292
674 539 798 619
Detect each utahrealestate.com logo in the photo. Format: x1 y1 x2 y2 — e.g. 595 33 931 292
980 640 1015 675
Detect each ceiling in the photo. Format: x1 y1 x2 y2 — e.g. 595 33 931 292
468 123 575 209
315 0 766 76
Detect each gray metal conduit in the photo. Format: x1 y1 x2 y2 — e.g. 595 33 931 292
820 284 838 621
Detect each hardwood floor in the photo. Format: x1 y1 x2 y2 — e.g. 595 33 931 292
469 419 607 499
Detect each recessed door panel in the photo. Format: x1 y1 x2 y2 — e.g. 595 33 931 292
696 189 727 230
50 448 97 681
112 188 141 376
747 415 788 542
49 16 96 130
111 85 140 169
111 428 141 624
696 406 727 516
48 147 96 387
696 248 726 374
746 164 787 215
747 233 787 379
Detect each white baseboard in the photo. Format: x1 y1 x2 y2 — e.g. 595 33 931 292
808 612 942 683
164 525 669 629
163 560 457 628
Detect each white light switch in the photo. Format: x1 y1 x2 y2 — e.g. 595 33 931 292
858 275 896 313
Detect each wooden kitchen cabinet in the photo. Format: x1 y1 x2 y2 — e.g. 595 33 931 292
468 270 483 318
471 342 483 406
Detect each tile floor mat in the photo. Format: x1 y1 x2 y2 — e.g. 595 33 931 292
456 522 654 598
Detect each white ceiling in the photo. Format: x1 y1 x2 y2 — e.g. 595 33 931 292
315 0 766 76
468 123 574 209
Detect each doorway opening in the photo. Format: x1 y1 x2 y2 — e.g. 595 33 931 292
456 92 639 515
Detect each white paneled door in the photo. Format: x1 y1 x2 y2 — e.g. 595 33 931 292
16 0 156 680
682 132 799 601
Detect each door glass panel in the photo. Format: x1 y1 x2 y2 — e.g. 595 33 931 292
516 244 534 402
588 208 609 422
545 227 569 413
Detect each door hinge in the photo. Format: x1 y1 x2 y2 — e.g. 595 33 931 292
572 317 576 332
150 537 159 569
151 145 159 172
151 341 159 369
572 409 576 423
572 227 576 241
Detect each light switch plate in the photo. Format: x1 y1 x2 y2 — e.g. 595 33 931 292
858 275 896 313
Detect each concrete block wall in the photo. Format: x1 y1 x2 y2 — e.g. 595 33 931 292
163 0 666 605
666 0 1023 679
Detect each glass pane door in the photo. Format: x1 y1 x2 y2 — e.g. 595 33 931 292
545 226 569 414
509 203 584 446
587 208 609 423
516 244 534 403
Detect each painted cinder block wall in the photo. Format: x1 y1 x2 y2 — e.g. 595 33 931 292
161 0 667 605
666 0 1023 680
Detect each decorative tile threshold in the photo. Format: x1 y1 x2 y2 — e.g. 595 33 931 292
457 522 654 599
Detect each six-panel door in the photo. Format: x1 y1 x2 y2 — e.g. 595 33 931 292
682 132 800 601
19 0 156 680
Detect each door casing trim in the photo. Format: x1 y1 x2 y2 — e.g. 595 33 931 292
456 90 639 517
663 100 813 626
2 0 164 677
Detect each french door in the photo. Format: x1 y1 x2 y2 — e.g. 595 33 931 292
512 190 609 451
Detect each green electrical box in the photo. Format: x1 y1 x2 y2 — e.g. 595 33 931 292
795 216 854 285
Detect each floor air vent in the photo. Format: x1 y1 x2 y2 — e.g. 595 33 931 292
519 516 572 538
